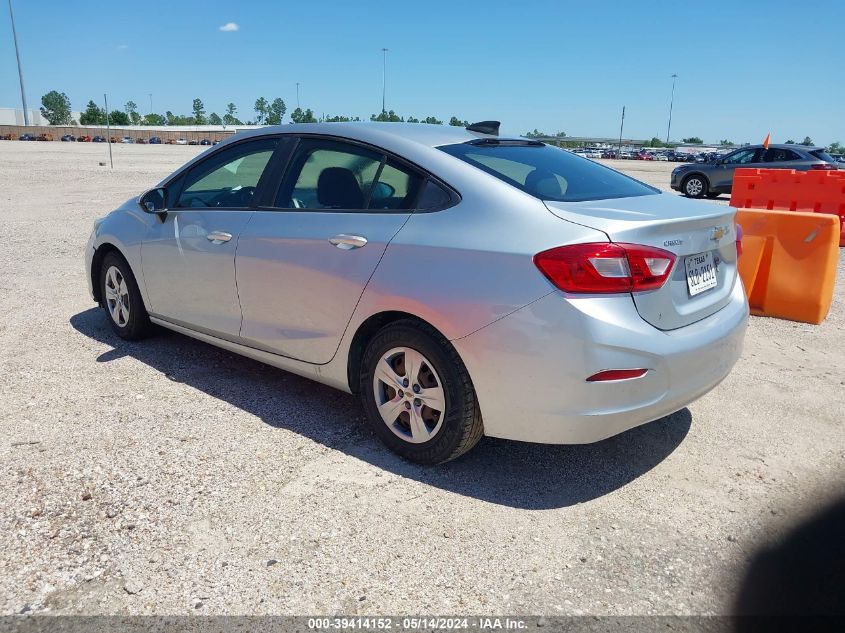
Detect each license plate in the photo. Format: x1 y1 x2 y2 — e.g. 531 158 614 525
684 251 718 296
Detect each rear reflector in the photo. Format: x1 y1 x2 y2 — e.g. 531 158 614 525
533 243 676 294
586 369 648 382
735 223 743 257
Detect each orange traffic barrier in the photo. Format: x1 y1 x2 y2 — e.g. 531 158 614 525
735 209 839 324
731 168 845 245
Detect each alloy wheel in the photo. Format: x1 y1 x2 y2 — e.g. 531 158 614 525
104 265 130 327
372 346 446 443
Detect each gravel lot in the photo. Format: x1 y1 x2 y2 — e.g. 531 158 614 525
1 142 843 616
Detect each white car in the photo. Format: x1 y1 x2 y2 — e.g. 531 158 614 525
121 136 133 144
176 138 188 145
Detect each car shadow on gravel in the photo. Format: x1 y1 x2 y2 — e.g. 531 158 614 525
71 308 691 510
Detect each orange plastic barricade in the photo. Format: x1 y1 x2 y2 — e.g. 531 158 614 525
731 168 845 245
735 209 839 324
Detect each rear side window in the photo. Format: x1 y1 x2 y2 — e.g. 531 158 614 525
369 160 424 210
438 142 658 202
763 148 801 162
810 150 836 163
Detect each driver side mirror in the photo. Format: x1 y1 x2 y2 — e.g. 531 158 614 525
140 187 167 213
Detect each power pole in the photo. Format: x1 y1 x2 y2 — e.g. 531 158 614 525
381 48 388 113
8 0 29 125
618 106 625 158
103 94 113 169
296 83 300 109
666 74 678 144
148 93 153 114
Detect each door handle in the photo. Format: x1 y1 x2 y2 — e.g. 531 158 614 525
206 231 232 244
329 234 368 250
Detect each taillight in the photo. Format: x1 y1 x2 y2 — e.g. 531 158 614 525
735 223 743 257
533 243 676 294
810 163 836 170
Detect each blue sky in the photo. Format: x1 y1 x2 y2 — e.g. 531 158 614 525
2 0 843 144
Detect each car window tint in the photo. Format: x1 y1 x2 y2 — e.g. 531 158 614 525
439 142 657 202
764 148 800 162
810 149 836 162
276 140 383 210
176 138 277 209
416 180 452 210
369 161 424 210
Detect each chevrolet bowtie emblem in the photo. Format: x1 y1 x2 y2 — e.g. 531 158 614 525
710 226 728 241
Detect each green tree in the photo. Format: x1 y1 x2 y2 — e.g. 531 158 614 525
406 116 420 123
682 136 703 144
266 98 287 125
108 110 130 125
290 107 317 123
208 112 223 125
449 116 468 127
827 141 842 154
254 97 269 124
191 98 206 125
124 101 141 125
40 90 73 125
525 129 546 138
421 116 442 125
645 137 665 147
141 113 166 126
785 139 795 144
79 100 106 125
223 103 242 126
370 110 403 122
719 139 733 146
801 136 814 146
323 115 360 122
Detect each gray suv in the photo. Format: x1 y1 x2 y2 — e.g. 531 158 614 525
671 144 839 198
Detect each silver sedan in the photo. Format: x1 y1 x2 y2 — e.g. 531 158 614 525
85 122 748 464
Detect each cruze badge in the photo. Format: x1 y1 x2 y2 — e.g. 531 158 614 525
664 239 683 247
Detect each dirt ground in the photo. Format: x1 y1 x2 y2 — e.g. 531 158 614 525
1 141 843 616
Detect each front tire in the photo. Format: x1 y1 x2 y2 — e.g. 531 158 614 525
360 320 483 464
683 174 708 198
99 252 152 340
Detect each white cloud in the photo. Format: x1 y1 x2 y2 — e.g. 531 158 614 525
219 22 239 32
117 44 129 50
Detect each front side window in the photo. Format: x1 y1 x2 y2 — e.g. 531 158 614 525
176 137 277 208
723 149 760 165
438 141 658 202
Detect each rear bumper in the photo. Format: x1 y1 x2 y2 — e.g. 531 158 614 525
453 279 748 444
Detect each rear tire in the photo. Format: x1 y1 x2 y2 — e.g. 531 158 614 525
99 252 152 340
682 174 708 198
359 320 483 464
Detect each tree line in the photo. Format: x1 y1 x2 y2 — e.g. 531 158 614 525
36 90 843 154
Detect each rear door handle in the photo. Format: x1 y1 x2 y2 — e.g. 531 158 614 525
206 231 232 244
329 234 368 250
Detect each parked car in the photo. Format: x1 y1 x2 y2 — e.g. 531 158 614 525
176 138 188 145
149 137 162 144
672 144 840 198
654 153 669 162
18 133 36 141
135 137 148 145
36 133 54 141
78 135 92 142
165 139 176 145
109 136 120 144
85 122 747 464
212 140 221 145
635 151 654 160
200 139 212 146
121 136 134 144
0 133 12 141
188 139 199 146
92 136 106 143
60 134 76 142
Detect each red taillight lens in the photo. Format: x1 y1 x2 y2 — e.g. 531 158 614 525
735 223 743 257
533 243 676 293
810 163 836 170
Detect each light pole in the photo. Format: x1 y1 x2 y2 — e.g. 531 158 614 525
7 0 29 125
148 93 153 114
666 74 678 144
296 82 300 109
381 48 388 113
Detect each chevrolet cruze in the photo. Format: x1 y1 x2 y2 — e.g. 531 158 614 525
85 122 748 464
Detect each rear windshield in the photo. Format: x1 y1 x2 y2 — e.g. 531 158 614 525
810 149 836 163
438 142 659 202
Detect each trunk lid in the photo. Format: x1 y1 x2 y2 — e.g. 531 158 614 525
545 193 738 330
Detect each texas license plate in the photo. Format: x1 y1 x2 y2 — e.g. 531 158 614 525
685 251 717 296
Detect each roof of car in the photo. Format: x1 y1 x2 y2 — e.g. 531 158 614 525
741 143 825 151
228 121 512 148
